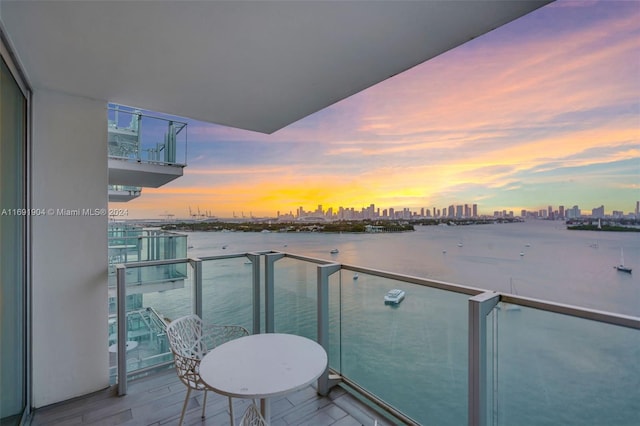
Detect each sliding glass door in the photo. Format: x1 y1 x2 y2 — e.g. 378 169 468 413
0 47 28 425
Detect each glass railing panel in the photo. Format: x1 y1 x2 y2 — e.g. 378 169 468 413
109 234 188 286
108 236 141 263
273 257 318 340
139 235 187 264
109 262 193 382
486 307 497 426
494 305 640 426
200 256 254 332
328 270 343 374
337 272 469 425
108 106 187 166
108 184 142 193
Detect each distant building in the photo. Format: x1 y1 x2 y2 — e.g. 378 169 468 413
566 205 581 219
591 205 605 218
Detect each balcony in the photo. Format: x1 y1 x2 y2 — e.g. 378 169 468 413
108 185 142 202
108 223 188 300
94 250 639 426
108 106 187 188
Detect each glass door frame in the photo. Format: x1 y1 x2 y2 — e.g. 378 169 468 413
0 22 32 426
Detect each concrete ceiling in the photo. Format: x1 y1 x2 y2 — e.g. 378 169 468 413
2 1 551 134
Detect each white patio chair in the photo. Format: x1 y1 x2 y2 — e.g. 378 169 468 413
238 402 268 426
166 314 249 426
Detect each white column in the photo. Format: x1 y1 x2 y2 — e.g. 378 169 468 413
31 89 108 407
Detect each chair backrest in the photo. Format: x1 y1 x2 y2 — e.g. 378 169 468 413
166 314 208 389
239 402 268 426
166 314 207 359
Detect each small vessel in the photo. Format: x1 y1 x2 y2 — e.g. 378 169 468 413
330 248 339 254
614 248 632 273
353 273 359 280
384 289 405 305
519 251 525 256
457 242 463 247
222 245 228 249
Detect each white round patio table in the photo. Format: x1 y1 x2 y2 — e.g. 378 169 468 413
199 333 328 423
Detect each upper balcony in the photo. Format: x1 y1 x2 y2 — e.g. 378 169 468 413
107 223 188 294
108 106 187 188
107 184 142 202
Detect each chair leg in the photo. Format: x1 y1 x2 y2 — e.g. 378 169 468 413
228 396 235 425
179 387 191 426
202 389 208 419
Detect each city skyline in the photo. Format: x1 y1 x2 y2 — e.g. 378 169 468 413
110 1 640 220
160 199 638 221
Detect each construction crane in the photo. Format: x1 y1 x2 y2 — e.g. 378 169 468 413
160 212 174 221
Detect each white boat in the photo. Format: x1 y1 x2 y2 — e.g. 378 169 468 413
614 248 632 273
330 248 339 254
353 273 359 280
384 289 405 305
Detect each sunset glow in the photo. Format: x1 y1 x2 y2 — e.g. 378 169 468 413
114 1 640 219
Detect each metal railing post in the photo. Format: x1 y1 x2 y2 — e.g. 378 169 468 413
191 258 203 318
317 263 341 396
116 264 127 396
264 253 284 333
469 291 500 426
247 253 261 334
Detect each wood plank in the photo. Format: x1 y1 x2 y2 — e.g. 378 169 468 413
30 369 396 425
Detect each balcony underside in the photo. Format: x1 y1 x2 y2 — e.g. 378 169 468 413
30 368 394 426
108 158 184 188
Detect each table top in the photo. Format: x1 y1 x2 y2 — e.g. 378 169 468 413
199 333 327 399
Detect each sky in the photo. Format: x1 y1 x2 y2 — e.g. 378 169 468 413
112 0 640 220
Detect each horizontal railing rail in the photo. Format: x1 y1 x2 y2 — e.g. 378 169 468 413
340 262 486 295
499 293 640 329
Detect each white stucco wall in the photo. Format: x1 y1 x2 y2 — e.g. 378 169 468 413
31 90 108 407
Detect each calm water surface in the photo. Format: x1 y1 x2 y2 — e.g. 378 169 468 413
186 219 639 316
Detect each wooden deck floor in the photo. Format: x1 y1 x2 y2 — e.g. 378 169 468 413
29 369 395 426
